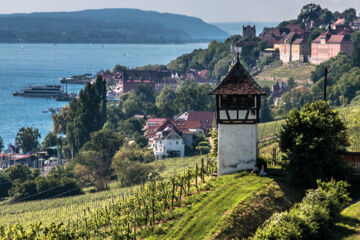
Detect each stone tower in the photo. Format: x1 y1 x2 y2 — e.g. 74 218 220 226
243 25 256 39
210 55 266 175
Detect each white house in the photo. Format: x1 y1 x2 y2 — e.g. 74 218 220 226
152 125 185 160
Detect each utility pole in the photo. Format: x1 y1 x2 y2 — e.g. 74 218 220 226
323 66 328 101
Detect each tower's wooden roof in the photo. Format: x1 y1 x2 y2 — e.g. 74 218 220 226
210 56 266 95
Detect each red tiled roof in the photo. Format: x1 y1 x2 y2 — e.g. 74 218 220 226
292 38 304 44
172 120 201 129
285 24 304 34
261 27 281 38
147 118 167 122
184 111 214 129
0 153 33 161
312 32 351 44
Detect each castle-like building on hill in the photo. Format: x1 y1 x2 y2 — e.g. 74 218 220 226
243 25 256 39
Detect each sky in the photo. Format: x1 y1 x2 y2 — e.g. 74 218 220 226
0 0 359 22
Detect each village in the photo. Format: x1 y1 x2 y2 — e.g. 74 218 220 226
2 12 360 171
0 3 360 239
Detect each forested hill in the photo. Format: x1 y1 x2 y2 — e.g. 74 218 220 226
0 8 228 43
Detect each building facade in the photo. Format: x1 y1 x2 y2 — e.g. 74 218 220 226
152 124 185 160
279 32 306 63
310 32 353 64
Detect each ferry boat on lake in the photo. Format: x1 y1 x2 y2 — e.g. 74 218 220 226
13 85 66 98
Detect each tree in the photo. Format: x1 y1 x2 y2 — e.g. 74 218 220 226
74 151 109 191
319 8 334 25
351 31 360 67
208 128 218 159
343 8 357 24
112 64 129 74
111 146 157 186
176 81 215 113
15 127 41 153
0 173 12 197
62 76 107 154
0 136 3 152
279 101 348 188
156 87 177 117
42 132 61 156
287 77 296 89
81 129 123 163
260 97 273 123
297 3 322 22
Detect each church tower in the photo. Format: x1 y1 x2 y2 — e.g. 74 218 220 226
210 55 266 175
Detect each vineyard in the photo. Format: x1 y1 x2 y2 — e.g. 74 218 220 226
0 155 204 228
258 120 284 141
0 158 219 239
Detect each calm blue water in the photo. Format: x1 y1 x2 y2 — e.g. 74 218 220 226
0 43 208 147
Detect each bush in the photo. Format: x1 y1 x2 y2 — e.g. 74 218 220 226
0 173 12 198
7 166 81 202
252 180 351 240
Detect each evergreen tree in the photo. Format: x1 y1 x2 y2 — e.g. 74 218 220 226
63 76 107 155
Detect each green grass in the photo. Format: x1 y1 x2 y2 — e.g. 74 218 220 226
333 201 360 240
150 155 204 178
143 173 273 240
256 62 315 82
0 155 205 229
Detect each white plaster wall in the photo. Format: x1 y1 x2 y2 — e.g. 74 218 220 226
164 139 185 157
218 124 257 175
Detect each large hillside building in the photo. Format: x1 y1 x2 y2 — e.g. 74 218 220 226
279 32 306 63
310 31 353 64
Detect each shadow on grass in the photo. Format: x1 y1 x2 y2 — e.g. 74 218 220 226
265 168 303 204
332 216 360 239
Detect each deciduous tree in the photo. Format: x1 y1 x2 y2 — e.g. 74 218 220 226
279 101 348 188
15 127 41 153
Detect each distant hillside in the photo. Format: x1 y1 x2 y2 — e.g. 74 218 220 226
0 8 228 43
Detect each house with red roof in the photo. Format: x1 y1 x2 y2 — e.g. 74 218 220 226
310 30 353 64
175 110 215 133
0 153 39 169
144 118 167 139
151 121 185 160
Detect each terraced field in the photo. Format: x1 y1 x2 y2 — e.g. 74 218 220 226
256 63 316 83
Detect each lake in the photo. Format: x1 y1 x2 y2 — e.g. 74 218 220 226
0 43 208 147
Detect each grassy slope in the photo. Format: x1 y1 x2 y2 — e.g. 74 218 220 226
333 201 360 240
256 63 315 82
144 173 273 240
0 155 204 228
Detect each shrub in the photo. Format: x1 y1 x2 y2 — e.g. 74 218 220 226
252 180 351 240
0 173 12 198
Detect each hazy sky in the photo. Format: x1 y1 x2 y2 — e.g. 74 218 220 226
0 0 359 22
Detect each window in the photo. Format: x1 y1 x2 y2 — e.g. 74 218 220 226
220 95 236 109
238 96 255 108
176 141 179 144
220 95 255 109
